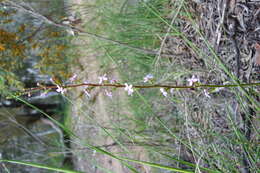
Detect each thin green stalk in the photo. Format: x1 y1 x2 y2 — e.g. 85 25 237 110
0 160 83 173
10 93 76 138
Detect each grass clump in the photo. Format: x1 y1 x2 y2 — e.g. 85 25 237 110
86 0 170 81
76 0 259 172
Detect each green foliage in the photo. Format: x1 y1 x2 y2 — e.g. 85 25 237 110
87 0 172 83
76 0 259 172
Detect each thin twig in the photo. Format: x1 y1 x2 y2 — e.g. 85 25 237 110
22 82 260 94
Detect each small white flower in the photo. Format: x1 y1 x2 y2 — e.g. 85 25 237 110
50 77 55 84
56 86 66 94
187 75 200 86
143 74 153 83
160 88 167 97
110 78 117 84
69 74 77 82
124 83 134 96
105 90 112 98
83 80 89 84
98 74 108 84
170 88 174 94
203 89 211 98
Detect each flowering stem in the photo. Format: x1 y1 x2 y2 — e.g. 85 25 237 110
23 82 260 93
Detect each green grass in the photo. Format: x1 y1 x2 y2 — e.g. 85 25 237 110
0 159 83 173
3 0 259 172
78 0 259 172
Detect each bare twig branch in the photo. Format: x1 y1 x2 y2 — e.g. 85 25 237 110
21 82 260 95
